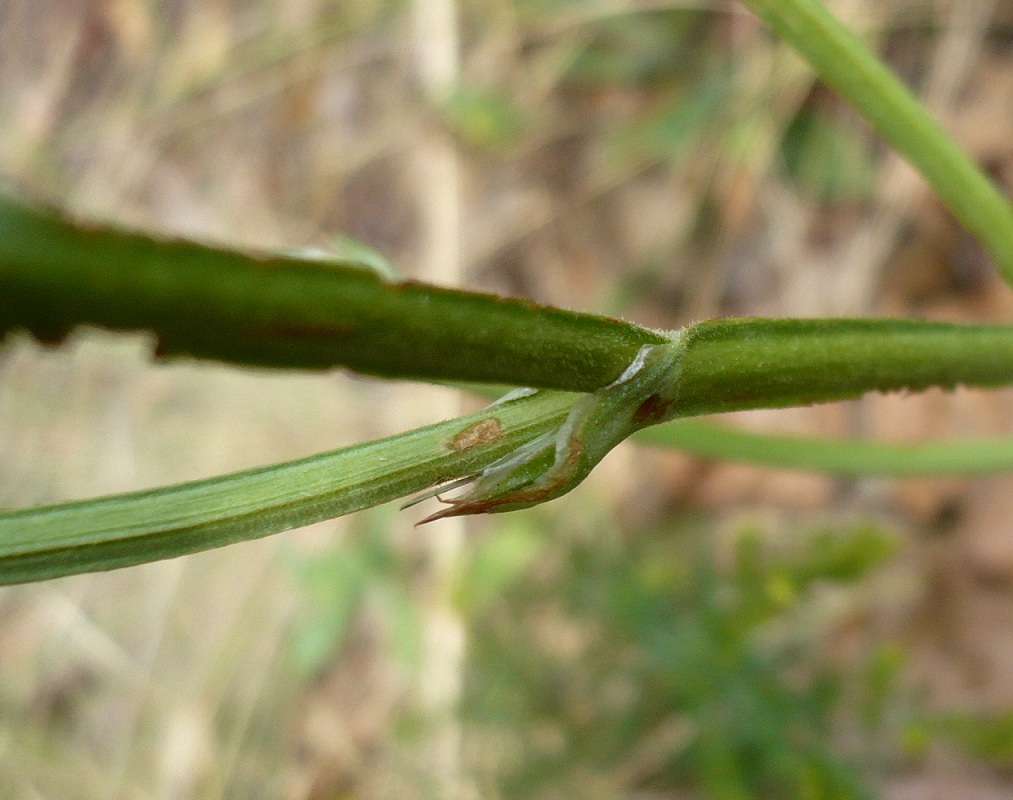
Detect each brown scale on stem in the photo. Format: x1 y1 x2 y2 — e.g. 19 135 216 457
449 418 504 451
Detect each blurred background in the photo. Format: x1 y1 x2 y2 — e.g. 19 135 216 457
2 0 1013 797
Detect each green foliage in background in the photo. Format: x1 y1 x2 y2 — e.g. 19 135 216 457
781 104 875 202
289 509 421 678
564 10 710 86
442 86 528 152
461 517 902 799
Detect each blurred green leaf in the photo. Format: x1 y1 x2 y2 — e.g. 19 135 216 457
563 11 708 86
609 71 730 165
860 644 906 732
463 518 895 798
288 510 418 677
926 711 1013 767
441 86 527 152
741 0 1013 283
327 234 400 280
456 518 544 614
781 105 874 201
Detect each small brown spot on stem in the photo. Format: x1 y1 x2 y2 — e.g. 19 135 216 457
450 417 504 451
633 394 671 424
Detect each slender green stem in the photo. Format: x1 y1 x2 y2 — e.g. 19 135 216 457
738 0 1013 284
461 383 1013 476
636 421 1013 476
405 319 1013 517
0 390 576 585
0 194 662 392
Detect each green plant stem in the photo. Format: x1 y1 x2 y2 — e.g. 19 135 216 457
671 318 1013 416
464 384 1013 477
738 0 1013 285
636 421 1013 476
7 196 1013 583
4 196 1013 407
0 390 576 585
0 194 662 392
6 314 1013 583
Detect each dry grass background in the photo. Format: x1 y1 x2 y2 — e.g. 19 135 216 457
2 1 1013 798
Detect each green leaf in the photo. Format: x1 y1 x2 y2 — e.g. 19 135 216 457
441 86 527 152
739 0 1013 285
781 106 874 201
636 420 1013 476
925 711 1013 766
281 234 399 281
612 72 730 164
0 390 577 585
455 519 544 614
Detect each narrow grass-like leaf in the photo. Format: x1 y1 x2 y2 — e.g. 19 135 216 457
739 0 1013 285
463 385 1013 477
0 390 576 585
637 421 1013 476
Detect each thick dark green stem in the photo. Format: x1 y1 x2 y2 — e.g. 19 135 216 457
4 197 1013 412
0 194 662 392
672 318 1013 416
